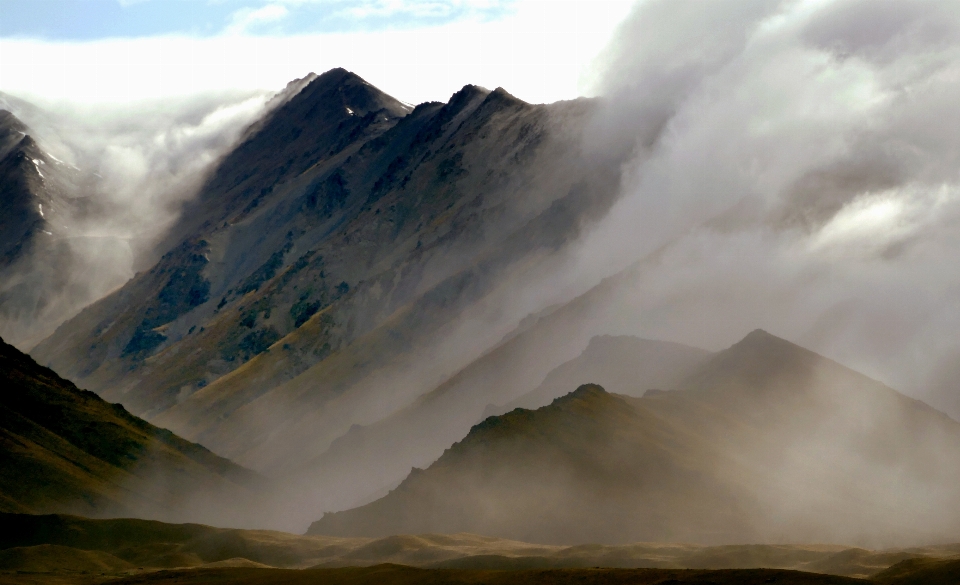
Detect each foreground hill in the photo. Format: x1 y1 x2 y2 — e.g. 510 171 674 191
309 330 960 546
0 336 260 524
2 513 958 581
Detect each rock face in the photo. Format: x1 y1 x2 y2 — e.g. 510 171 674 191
0 334 261 524
0 109 94 348
30 68 628 487
308 330 960 547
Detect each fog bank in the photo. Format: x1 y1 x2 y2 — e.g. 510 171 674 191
560 0 960 417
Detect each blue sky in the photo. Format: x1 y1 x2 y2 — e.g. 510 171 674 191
0 0 515 39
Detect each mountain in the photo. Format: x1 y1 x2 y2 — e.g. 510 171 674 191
309 384 757 544
0 334 261 524
0 109 98 348
0 108 45 267
308 330 960 547
294 332 711 520
30 69 629 483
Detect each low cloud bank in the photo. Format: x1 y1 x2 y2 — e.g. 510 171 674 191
0 90 272 348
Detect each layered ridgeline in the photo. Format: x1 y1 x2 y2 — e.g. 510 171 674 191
0 335 261 524
310 330 960 547
298 334 712 518
30 70 628 493
0 107 99 348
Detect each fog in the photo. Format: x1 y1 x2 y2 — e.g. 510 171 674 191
0 90 272 348
552 0 960 418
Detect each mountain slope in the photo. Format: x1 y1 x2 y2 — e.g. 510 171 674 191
31 69 629 485
0 109 98 347
308 331 960 547
0 335 261 524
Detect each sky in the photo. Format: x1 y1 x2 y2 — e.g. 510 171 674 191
0 0 634 106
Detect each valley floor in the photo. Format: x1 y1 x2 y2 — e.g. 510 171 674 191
0 565 879 585
2 514 959 584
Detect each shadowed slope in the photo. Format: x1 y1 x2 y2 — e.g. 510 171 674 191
0 336 261 524
0 109 98 348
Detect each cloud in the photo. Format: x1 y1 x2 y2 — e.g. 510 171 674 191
0 1 632 106
322 0 510 20
225 4 290 35
0 90 273 348
555 0 960 416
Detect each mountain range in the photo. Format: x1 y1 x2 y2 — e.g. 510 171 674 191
2 67 960 558
20 69 633 524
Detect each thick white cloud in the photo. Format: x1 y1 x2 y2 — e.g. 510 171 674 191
561 0 960 416
0 1 633 106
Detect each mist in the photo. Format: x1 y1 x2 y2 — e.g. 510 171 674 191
542 0 960 418
0 90 273 349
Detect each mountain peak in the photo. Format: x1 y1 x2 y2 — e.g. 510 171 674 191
720 328 810 360
293 67 409 120
552 383 608 405
0 109 26 132
740 328 779 343
485 87 525 108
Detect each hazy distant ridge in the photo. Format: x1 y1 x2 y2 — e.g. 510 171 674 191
309 330 960 547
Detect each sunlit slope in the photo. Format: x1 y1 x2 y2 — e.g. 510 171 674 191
309 330 960 546
0 336 260 523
